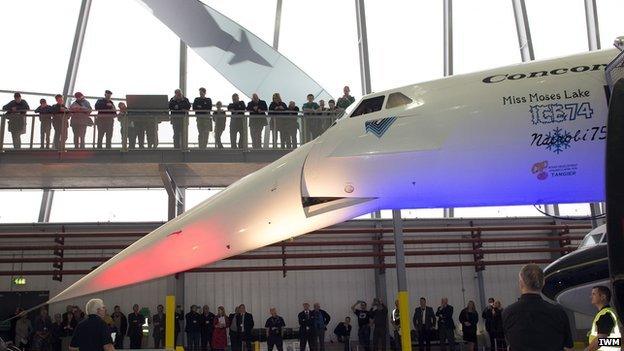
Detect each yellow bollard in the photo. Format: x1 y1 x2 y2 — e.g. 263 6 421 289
254 340 260 351
166 295 176 350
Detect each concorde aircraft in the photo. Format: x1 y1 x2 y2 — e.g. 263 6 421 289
47 45 624 318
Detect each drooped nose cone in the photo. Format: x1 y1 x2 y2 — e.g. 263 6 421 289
542 244 608 314
49 142 378 304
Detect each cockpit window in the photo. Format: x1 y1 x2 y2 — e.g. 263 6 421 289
350 95 385 117
579 232 605 249
386 92 413 109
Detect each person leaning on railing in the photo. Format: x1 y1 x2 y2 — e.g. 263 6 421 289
302 94 319 142
51 94 69 149
286 101 299 149
2 92 30 149
247 93 268 149
269 93 287 148
35 98 53 149
69 92 93 149
228 93 246 149
94 90 116 149
193 87 213 149
213 101 226 149
169 89 191 149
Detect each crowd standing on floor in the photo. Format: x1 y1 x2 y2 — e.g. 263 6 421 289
1 86 357 150
5 265 618 351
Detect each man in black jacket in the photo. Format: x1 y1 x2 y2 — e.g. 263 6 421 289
94 90 115 149
370 298 388 351
435 298 455 351
169 89 191 149
111 305 127 349
193 87 213 149
246 93 267 149
333 317 352 351
236 304 254 351
503 264 573 351
351 300 372 351
127 304 143 349
312 303 331 351
2 92 29 149
265 308 285 351
199 305 215 351
227 94 246 149
481 297 496 351
34 98 53 149
413 298 436 351
50 95 69 150
298 303 316 351
186 305 202 351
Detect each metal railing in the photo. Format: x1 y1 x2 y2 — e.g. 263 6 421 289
0 109 344 152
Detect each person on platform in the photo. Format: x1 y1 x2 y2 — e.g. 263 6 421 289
127 304 143 349
152 305 165 349
50 95 69 149
236 305 254 351
212 306 228 351
312 303 331 351
502 264 573 351
169 89 191 149
69 92 92 149
265 308 285 351
370 298 388 351
227 94 245 149
35 98 53 149
436 298 456 351
33 308 53 351
51 314 63 351
351 300 371 351
459 301 479 351
246 93 268 149
193 87 213 149
111 305 127 349
2 92 29 149
336 86 355 110
69 299 114 351
586 286 620 351
286 101 299 148
302 94 320 142
268 93 287 148
298 303 316 351
199 305 215 351
213 101 226 148
333 317 352 351
413 297 435 351
174 305 184 347
94 90 116 149
186 305 202 351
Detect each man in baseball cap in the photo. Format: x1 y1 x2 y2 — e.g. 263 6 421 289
95 90 116 148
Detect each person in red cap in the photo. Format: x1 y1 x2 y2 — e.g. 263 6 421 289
69 92 92 148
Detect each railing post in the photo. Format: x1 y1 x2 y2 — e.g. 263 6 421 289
0 116 5 150
61 112 67 152
183 113 189 150
242 112 249 151
92 115 96 148
272 114 278 148
30 115 36 149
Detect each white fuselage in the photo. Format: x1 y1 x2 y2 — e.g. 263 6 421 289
49 49 618 303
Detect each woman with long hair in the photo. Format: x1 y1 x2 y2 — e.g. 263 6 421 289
459 300 479 351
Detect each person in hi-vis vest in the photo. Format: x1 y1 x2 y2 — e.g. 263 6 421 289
586 285 621 351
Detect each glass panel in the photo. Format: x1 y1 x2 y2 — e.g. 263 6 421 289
525 0 587 59
386 92 413 109
185 188 224 210
351 96 385 117
579 232 604 249
454 205 545 218
0 190 43 223
596 0 624 49
366 0 443 91
75 0 179 97
558 203 591 216
454 0 520 74
279 0 361 100
49 189 168 222
0 1 81 93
